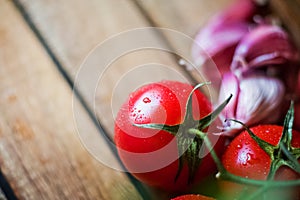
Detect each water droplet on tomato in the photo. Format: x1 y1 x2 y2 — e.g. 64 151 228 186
239 151 254 166
237 144 242 149
143 97 151 103
246 153 252 161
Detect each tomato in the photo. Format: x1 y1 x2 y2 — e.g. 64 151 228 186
114 80 225 192
220 125 300 199
171 194 215 200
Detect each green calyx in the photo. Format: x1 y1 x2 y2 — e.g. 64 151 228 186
191 128 300 188
187 102 300 200
229 102 300 180
134 82 232 184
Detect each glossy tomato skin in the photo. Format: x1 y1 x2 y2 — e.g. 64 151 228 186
114 80 225 192
220 125 300 199
171 194 215 200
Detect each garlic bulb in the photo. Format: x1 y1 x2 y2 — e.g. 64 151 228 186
231 24 300 74
218 72 285 136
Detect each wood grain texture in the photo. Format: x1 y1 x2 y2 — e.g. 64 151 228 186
270 0 300 50
132 0 236 95
134 0 234 36
17 0 193 138
0 189 7 200
0 0 142 199
133 0 235 59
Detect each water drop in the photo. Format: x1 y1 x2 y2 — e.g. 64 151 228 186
143 97 151 103
239 152 253 166
246 153 252 161
237 144 242 149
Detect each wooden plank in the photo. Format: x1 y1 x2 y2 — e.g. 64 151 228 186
13 0 236 198
269 0 300 50
0 188 7 200
0 0 143 199
133 0 235 62
135 0 300 66
131 0 236 97
16 0 193 139
134 0 234 35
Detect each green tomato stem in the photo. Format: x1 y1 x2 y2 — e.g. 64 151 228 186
243 185 269 200
280 143 300 173
220 170 300 187
188 128 300 188
188 129 225 172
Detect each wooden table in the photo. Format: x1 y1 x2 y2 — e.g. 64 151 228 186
0 0 299 199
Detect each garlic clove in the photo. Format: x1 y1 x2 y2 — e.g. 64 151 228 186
192 22 250 68
236 75 285 124
192 22 251 88
218 72 285 136
217 72 240 121
231 24 300 73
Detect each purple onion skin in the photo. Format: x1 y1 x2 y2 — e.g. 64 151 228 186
231 24 300 73
191 0 258 85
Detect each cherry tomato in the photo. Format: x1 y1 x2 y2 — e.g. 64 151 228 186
171 194 215 200
221 125 300 198
114 80 224 192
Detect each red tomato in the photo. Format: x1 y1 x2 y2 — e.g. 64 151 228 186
171 194 215 200
221 125 300 198
114 80 224 192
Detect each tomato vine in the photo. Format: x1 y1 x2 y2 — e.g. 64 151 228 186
189 102 300 200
